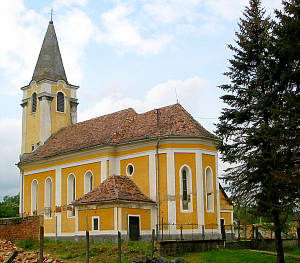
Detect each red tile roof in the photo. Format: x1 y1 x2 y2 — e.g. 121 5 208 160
20 104 217 163
72 175 155 205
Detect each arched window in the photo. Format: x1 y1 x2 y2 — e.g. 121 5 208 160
32 92 37 112
57 92 64 112
206 167 214 211
84 171 93 194
31 180 39 215
44 178 52 217
67 174 76 217
180 165 192 211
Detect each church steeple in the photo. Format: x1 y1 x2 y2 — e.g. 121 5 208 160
20 20 79 155
32 20 68 83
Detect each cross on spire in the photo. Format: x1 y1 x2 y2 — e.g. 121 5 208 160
50 8 53 23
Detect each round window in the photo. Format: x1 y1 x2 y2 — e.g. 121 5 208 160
127 164 134 176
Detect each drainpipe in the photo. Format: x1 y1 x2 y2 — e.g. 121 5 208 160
156 138 160 228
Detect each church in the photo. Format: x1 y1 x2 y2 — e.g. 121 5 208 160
17 20 233 241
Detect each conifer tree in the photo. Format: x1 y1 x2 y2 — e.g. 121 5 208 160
216 1 299 262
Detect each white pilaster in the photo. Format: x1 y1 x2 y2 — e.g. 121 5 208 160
56 167 61 234
39 96 52 144
195 151 202 227
167 150 176 225
100 159 108 183
149 153 156 201
216 154 220 230
199 153 205 227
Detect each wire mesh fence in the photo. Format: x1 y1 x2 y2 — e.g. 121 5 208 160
156 223 235 241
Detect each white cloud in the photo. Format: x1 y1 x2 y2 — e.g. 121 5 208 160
55 8 96 83
95 4 172 55
52 0 88 10
0 0 46 94
79 76 209 120
0 119 21 199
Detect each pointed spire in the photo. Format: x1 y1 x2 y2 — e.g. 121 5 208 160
32 20 68 83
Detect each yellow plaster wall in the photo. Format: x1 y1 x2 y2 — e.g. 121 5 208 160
51 84 72 134
23 143 216 173
23 170 56 233
121 208 151 231
220 212 233 227
175 153 197 229
61 211 75 233
203 154 217 229
120 155 149 196
61 162 100 233
61 162 101 206
157 153 168 230
24 84 41 153
78 208 114 231
220 190 233 211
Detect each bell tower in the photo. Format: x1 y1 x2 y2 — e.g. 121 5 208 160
20 20 79 156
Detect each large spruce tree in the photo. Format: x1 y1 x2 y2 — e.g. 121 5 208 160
216 0 299 262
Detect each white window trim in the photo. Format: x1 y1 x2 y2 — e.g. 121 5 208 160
205 166 214 213
56 91 65 113
84 170 93 194
126 163 135 176
128 215 141 236
44 177 53 219
179 165 193 213
67 173 76 218
31 179 39 215
92 216 100 231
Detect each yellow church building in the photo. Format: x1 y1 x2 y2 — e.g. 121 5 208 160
18 20 233 241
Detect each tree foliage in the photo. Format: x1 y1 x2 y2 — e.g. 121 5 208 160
216 0 299 262
0 194 19 218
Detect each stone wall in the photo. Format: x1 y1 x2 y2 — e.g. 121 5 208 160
0 216 41 241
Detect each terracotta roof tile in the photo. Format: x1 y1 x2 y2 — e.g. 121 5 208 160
72 175 155 205
20 104 217 163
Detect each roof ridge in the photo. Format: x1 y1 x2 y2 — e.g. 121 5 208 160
178 104 217 138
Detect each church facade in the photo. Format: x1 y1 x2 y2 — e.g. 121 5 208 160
18 20 233 240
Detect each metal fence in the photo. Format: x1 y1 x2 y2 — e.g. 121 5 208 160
156 223 235 241
155 223 298 241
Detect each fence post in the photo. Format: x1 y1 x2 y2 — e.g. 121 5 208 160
4 251 18 263
85 231 89 263
40 226 44 263
118 231 121 263
152 229 155 257
202 225 205 240
238 223 240 240
255 226 259 240
180 225 183 241
161 218 164 240
55 215 57 241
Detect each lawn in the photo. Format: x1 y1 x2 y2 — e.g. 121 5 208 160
173 249 300 263
17 239 299 263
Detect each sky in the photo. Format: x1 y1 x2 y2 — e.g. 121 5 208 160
0 0 282 199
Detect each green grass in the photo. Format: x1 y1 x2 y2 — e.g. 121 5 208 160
284 247 300 256
169 249 299 263
14 239 300 263
17 238 37 250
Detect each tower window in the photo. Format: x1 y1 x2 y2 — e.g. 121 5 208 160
32 93 37 112
57 92 64 112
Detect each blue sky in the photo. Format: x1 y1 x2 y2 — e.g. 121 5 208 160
0 0 281 199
